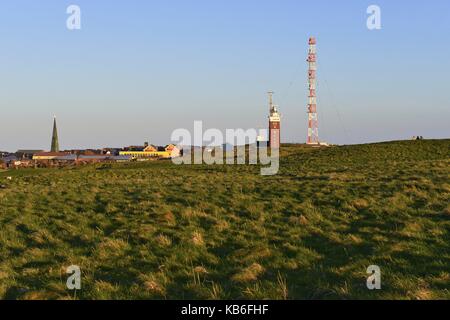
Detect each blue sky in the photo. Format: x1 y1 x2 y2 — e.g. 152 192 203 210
0 0 449 150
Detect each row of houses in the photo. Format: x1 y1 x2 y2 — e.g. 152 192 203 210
0 154 132 169
0 143 181 169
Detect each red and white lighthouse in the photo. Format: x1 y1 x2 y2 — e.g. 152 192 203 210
268 91 281 149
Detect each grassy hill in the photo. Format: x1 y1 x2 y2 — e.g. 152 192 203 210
0 140 449 300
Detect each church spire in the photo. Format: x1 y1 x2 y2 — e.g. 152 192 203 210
51 116 59 152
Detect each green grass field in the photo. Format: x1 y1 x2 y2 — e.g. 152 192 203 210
0 140 449 300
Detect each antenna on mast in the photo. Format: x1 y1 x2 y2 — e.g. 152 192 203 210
268 91 274 112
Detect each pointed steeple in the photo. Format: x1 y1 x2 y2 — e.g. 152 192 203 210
51 116 59 152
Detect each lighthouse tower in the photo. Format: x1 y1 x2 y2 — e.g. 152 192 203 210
268 91 281 149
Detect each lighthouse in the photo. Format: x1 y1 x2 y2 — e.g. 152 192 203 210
268 91 281 149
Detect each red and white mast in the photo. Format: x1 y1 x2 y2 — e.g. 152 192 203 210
307 37 319 145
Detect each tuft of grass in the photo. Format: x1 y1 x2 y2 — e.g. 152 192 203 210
155 234 172 247
208 282 223 300
277 272 288 300
351 199 370 210
232 263 265 283
192 231 204 246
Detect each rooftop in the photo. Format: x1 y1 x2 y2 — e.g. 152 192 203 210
34 152 70 157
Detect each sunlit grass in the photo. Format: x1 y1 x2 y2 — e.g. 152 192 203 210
0 139 449 300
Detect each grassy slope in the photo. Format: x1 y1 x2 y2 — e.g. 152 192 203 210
0 140 449 300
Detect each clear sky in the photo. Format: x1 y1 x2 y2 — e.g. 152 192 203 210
1 0 449 151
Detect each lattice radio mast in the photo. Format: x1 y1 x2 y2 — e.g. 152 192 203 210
307 37 319 145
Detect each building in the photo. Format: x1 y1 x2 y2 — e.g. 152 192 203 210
109 155 133 162
30 153 133 167
63 149 103 156
6 158 33 169
164 144 180 156
33 152 70 160
77 154 133 163
54 154 78 161
15 150 44 160
78 155 110 162
268 92 281 149
0 152 12 169
102 148 122 156
51 116 60 152
119 144 180 159
2 155 17 163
